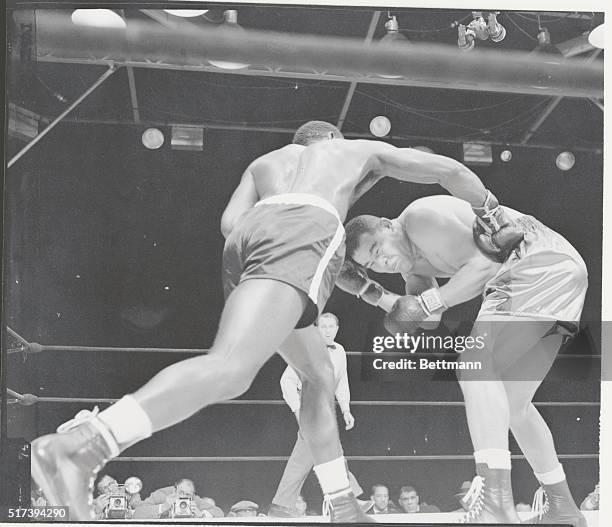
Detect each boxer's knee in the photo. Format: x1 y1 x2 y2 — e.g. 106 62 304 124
508 397 532 427
202 353 257 399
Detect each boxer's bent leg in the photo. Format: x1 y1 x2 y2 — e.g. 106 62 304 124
131 278 307 431
502 334 585 525
277 328 373 523
279 327 341 464
457 318 510 451
29 278 308 520
458 315 555 451
501 332 563 473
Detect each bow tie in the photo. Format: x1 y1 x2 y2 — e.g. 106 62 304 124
327 344 336 350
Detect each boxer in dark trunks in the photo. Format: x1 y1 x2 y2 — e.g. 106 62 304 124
30 121 518 521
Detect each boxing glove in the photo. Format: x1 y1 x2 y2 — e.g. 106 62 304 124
384 289 447 335
336 260 387 306
472 191 524 263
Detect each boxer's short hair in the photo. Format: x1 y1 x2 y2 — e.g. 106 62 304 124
345 215 382 259
293 121 343 146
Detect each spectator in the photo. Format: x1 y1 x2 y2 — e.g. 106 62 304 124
580 483 599 511
268 312 363 517
363 484 401 514
93 475 120 519
451 480 472 513
228 500 265 517
31 482 47 508
92 474 145 520
397 485 440 513
132 478 223 519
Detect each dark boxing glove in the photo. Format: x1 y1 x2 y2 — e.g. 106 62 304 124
336 260 386 307
384 288 448 335
472 190 524 263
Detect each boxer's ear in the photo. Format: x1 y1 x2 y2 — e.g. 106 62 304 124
380 218 393 230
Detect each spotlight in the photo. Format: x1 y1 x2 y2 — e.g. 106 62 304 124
142 128 164 149
380 15 409 45
71 9 127 29
487 12 506 43
369 116 391 137
377 15 410 79
534 27 562 55
457 23 475 52
588 23 604 49
500 149 512 162
457 11 506 51
412 146 434 154
163 9 209 18
208 11 249 70
463 143 493 166
556 151 575 171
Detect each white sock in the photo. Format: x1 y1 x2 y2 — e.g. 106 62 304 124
535 463 566 485
313 456 351 494
99 395 153 446
474 449 512 470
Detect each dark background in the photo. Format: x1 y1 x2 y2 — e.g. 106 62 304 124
3 3 603 515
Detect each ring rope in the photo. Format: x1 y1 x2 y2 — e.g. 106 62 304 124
109 454 598 462
5 327 601 359
5 390 600 407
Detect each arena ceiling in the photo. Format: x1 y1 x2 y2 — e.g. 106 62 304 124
6 4 605 153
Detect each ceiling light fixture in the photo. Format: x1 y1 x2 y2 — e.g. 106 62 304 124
208 10 249 70
458 11 506 52
163 9 209 18
71 9 127 29
377 14 410 79
412 146 435 154
369 116 391 137
142 128 165 149
533 17 562 55
556 151 575 171
588 23 604 49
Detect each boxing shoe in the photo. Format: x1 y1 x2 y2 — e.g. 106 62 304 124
461 467 521 523
529 481 587 527
31 408 119 521
267 503 300 518
323 489 374 523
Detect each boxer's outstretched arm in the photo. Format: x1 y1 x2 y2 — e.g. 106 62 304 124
220 167 259 238
371 144 488 208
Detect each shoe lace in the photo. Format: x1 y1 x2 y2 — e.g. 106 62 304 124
460 476 485 523
57 407 100 433
321 496 332 518
532 486 549 520
321 488 351 518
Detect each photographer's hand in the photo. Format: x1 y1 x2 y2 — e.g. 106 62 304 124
94 493 111 512
190 502 203 518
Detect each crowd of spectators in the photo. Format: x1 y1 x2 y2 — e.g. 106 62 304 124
31 473 599 519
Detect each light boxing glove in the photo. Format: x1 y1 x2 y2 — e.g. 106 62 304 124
336 260 387 307
472 190 524 263
384 288 448 335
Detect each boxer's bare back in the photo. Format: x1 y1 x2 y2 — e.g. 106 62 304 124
237 139 391 221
